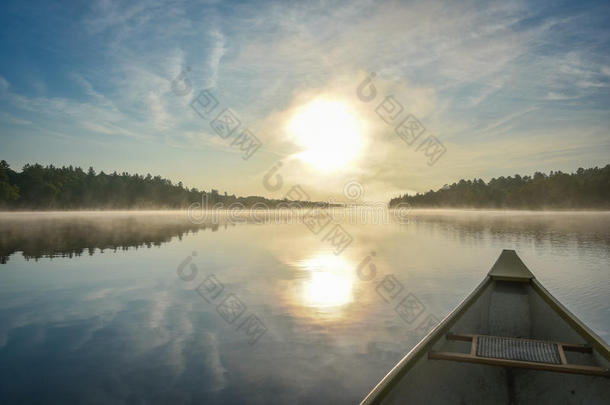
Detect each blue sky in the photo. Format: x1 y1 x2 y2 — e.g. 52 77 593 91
1 0 609 201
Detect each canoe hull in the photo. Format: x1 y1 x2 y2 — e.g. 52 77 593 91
361 251 610 405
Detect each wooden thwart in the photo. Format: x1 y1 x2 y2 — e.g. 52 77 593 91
428 333 609 377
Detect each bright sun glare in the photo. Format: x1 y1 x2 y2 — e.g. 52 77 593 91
301 254 354 308
289 99 364 171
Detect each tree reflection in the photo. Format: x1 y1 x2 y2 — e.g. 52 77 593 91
0 213 232 264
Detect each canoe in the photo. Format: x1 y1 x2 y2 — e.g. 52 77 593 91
361 249 610 405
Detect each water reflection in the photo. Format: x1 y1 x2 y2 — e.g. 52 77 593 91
0 210 609 404
2 210 609 264
0 212 230 263
300 254 355 310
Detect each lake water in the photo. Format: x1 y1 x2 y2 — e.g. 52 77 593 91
0 210 609 404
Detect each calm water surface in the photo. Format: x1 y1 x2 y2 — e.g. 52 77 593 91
0 210 609 404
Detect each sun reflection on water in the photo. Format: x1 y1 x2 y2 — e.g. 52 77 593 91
300 254 355 309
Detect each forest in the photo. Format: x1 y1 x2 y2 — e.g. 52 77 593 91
0 160 325 209
389 165 610 209
2 161 609 210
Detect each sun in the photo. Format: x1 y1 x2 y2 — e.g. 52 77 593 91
288 98 364 171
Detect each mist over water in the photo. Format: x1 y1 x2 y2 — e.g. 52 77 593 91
0 210 609 404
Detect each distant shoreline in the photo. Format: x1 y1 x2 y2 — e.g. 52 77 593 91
390 165 610 210
2 207 610 214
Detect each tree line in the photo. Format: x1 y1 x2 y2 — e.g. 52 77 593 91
389 165 610 209
0 160 327 210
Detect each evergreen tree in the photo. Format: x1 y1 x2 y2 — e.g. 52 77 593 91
389 165 610 209
0 160 332 210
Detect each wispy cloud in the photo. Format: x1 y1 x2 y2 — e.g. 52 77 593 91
0 0 609 198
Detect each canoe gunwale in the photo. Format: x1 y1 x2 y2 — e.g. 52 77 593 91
359 275 494 405
530 278 610 363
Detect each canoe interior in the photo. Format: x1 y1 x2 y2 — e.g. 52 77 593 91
374 278 610 405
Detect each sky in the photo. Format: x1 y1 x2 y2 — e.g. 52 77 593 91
0 0 609 202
